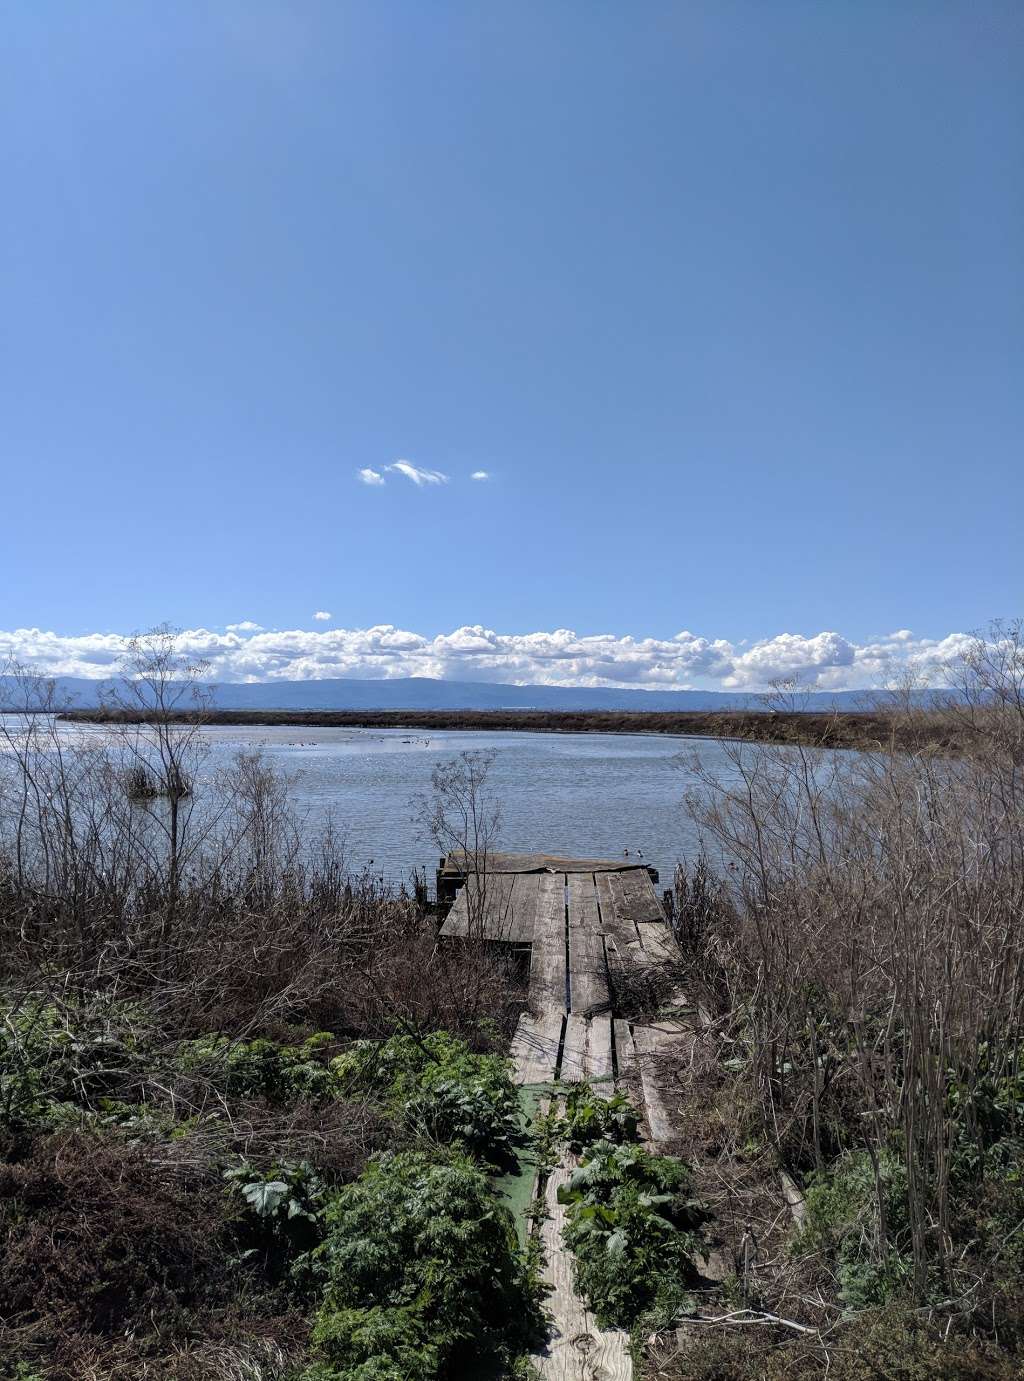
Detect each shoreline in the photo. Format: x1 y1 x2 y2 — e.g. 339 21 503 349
55 706 965 754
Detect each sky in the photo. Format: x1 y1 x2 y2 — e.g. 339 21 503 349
1 2 1021 689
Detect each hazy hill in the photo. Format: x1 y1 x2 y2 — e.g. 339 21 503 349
1 674 942 713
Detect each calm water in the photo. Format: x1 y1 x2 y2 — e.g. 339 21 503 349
3 720 755 886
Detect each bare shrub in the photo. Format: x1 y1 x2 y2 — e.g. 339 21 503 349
680 622 1024 1313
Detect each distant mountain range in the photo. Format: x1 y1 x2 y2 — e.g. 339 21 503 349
1 674 947 713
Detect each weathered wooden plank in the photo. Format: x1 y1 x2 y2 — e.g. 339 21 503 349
537 1159 632 1381
613 1018 637 1079
635 920 679 964
596 877 646 996
586 1013 614 1091
567 872 601 931
594 871 641 946
529 873 568 1010
560 1013 589 1085
567 874 611 1016
596 870 678 969
632 1019 692 1147
780 1169 808 1230
612 868 665 924
509 871 542 944
570 926 611 1016
439 872 517 940
510 1010 565 1086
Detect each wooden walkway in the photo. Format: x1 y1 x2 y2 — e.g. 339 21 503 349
440 853 686 1381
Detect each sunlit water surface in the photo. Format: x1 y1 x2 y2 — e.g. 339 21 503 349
2 720 775 887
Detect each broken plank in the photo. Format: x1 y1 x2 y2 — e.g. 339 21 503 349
612 868 665 925
780 1169 808 1231
631 1022 679 1147
560 1013 589 1085
594 872 639 947
634 920 679 964
510 1010 565 1087
439 872 517 940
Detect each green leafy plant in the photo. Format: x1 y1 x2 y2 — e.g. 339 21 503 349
331 1032 522 1163
560 1082 640 1153
0 997 153 1139
557 1139 704 1328
802 1149 914 1309
309 1149 544 1380
224 1158 327 1288
178 1032 338 1103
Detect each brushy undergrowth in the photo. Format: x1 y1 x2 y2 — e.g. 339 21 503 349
332 1030 523 1165
177 1031 342 1104
548 1081 706 1331
652 625 1024 1371
559 1139 704 1329
651 1307 1024 1381
0 652 538 1379
0 997 540 1380
306 1150 544 1381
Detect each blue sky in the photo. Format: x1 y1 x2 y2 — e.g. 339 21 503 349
1 3 1021 687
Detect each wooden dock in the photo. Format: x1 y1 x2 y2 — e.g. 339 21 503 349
435 849 658 909
440 852 690 1381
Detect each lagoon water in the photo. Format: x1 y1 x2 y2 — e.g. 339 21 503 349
10 721 756 887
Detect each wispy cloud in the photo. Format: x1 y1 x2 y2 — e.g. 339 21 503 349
226 620 263 632
387 460 448 487
312 611 332 622
358 468 386 486
471 470 490 481
0 624 982 692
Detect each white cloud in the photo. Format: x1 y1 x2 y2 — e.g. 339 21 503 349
358 468 385 486
312 611 332 622
387 460 448 487
226 620 263 633
471 470 490 481
0 624 988 691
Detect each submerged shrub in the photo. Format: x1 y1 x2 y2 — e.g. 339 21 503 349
309 1150 543 1379
123 764 159 800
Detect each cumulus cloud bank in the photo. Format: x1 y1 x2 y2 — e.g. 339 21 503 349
0 624 978 691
